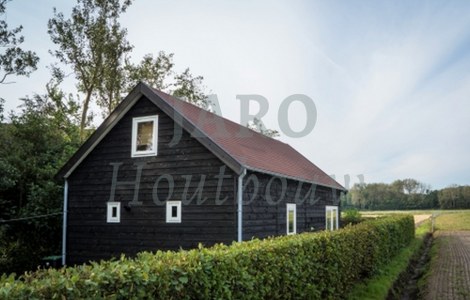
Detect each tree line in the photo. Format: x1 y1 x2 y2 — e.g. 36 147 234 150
341 179 470 210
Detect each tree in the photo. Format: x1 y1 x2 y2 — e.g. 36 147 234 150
125 55 280 137
349 183 367 209
247 117 280 138
48 0 132 140
125 52 214 111
48 0 278 142
347 179 437 210
461 186 470 209
0 0 39 84
3 93 80 206
401 178 429 195
48 0 214 135
424 190 439 209
95 18 133 118
438 185 470 209
172 68 210 110
0 92 81 274
124 52 174 93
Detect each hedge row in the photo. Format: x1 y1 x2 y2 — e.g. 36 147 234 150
0 215 415 299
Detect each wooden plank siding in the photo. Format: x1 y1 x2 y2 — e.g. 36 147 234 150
241 171 342 240
66 94 343 265
66 97 237 264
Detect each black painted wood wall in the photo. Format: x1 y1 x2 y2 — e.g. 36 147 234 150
66 97 237 264
241 171 342 240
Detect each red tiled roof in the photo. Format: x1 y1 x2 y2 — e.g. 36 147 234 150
154 89 345 190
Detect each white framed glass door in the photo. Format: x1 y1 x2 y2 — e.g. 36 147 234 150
325 205 339 231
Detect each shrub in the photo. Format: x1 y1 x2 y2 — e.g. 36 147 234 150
341 208 363 225
0 215 415 299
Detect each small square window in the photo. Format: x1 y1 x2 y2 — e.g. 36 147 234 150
132 116 158 157
287 203 296 235
166 201 181 223
107 202 121 223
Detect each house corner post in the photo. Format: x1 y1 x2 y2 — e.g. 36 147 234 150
62 179 68 266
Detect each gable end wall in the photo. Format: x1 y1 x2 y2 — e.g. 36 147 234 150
66 97 237 264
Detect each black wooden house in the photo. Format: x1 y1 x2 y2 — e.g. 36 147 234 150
57 82 345 265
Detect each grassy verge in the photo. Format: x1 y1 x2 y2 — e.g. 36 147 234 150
346 220 431 300
416 231 442 298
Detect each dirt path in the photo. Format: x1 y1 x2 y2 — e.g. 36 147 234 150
425 231 470 300
414 215 431 226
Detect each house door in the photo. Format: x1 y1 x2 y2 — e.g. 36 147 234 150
325 205 339 231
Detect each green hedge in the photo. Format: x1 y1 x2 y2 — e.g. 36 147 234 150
0 215 414 299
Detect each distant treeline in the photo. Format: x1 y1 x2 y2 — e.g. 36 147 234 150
341 179 470 210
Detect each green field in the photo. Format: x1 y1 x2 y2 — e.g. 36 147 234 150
359 209 470 216
433 211 470 231
358 210 470 231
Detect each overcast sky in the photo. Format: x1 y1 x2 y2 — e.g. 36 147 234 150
3 0 470 190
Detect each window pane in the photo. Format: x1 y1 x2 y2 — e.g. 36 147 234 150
137 121 154 151
112 206 117 218
332 209 337 230
288 210 294 233
326 211 332 230
171 206 178 218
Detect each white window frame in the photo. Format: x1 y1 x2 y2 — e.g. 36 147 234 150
107 202 121 223
325 205 339 231
286 203 297 235
166 201 182 223
131 115 158 157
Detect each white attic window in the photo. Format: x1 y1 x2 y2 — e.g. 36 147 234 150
131 115 158 157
